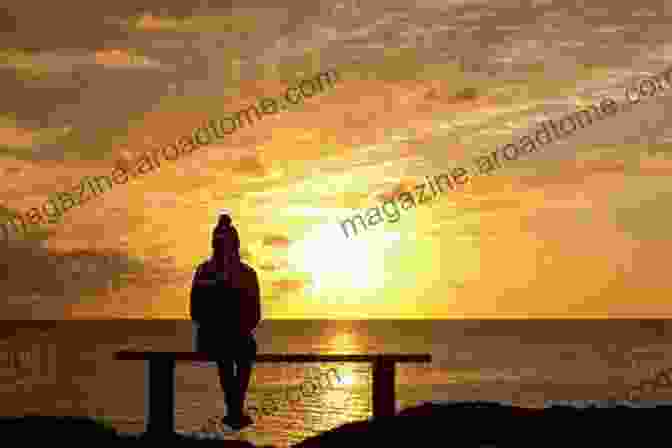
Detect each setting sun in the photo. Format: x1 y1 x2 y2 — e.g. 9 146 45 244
287 223 399 297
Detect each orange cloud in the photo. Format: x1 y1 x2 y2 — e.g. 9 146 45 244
398 142 418 159
94 49 152 67
259 262 278 271
262 235 290 248
637 156 672 176
232 154 267 175
374 177 419 202
271 279 304 292
134 13 170 30
0 125 37 148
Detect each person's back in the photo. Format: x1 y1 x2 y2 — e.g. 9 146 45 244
191 258 260 339
190 214 261 430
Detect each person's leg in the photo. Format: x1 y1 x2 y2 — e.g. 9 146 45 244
237 359 253 409
223 336 256 423
241 336 258 405
234 336 257 416
216 359 241 419
220 337 257 429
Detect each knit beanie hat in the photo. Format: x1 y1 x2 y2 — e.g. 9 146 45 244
212 213 240 259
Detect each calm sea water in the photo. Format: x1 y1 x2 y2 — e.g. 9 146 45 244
1 320 672 446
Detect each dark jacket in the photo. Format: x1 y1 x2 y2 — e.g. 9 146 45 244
190 260 261 337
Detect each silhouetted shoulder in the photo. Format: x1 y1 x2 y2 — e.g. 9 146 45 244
238 262 259 285
193 261 212 280
197 260 214 272
239 262 257 276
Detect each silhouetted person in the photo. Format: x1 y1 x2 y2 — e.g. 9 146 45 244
190 214 261 430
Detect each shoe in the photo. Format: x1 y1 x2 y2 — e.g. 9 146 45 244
221 413 254 431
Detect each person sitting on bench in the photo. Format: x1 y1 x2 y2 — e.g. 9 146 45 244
190 213 261 430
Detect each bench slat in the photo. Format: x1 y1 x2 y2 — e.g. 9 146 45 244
115 351 431 363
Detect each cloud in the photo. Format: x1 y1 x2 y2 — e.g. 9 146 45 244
232 153 268 175
271 279 305 292
371 177 418 202
609 190 672 240
0 49 52 78
240 248 252 260
0 123 38 148
253 235 292 271
514 159 626 190
258 262 278 271
111 13 256 34
397 142 420 160
93 49 161 69
637 155 672 176
460 197 525 213
0 115 72 150
0 240 146 318
258 259 290 272
262 234 291 249
0 48 162 76
336 192 369 209
129 14 177 31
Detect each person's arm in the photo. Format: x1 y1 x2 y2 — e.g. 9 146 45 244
251 270 261 331
240 267 261 335
189 265 204 322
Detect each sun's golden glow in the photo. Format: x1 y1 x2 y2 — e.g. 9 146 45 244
288 223 399 298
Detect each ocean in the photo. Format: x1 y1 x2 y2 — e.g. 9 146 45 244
1 319 671 446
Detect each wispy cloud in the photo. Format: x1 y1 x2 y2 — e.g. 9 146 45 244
0 49 52 78
0 48 164 75
0 115 71 150
92 49 162 69
107 13 256 34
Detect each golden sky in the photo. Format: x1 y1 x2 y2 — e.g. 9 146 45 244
1 5 672 319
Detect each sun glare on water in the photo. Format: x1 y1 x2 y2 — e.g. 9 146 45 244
338 373 355 386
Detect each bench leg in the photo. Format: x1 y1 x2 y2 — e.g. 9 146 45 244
372 358 396 418
145 359 176 436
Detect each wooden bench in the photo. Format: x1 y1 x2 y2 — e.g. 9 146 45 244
115 351 432 436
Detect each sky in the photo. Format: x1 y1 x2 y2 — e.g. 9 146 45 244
1 0 672 319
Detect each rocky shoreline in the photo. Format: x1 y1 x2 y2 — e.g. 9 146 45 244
3 401 670 446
